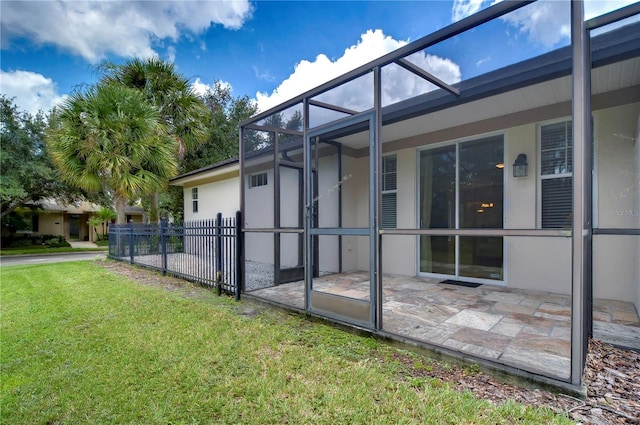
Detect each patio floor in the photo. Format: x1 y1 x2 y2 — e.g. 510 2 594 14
247 272 640 381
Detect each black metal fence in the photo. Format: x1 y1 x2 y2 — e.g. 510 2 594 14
108 211 242 299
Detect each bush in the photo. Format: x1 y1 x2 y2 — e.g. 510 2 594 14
45 236 70 248
7 234 70 248
9 238 33 248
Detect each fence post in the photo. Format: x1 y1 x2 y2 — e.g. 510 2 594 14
129 220 134 264
215 213 223 296
161 217 167 276
235 210 242 301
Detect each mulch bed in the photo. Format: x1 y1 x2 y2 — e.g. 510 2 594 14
99 260 640 424
394 339 640 424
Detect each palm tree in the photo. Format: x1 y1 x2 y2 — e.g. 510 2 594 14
96 206 116 238
87 216 102 241
100 58 208 221
46 83 178 224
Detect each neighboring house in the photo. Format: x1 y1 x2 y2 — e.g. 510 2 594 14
18 200 143 242
172 2 639 388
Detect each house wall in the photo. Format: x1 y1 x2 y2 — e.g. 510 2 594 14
637 113 640 312
37 212 65 237
244 168 274 265
372 102 639 299
279 166 302 268
382 148 417 275
592 104 640 305
503 123 572 294
183 176 240 222
332 154 374 274
317 153 341 274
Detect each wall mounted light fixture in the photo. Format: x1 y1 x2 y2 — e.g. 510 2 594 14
512 153 528 177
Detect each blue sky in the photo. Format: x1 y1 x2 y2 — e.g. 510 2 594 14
0 0 635 116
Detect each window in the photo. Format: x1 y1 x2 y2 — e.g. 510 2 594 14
381 155 397 228
192 187 198 213
540 121 572 228
249 172 268 188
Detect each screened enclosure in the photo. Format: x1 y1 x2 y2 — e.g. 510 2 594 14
239 0 640 387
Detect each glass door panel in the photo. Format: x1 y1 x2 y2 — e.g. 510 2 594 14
459 136 504 281
420 235 455 275
459 236 503 280
419 136 504 282
419 145 456 274
459 136 504 229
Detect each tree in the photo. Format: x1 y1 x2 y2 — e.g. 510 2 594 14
0 95 99 219
96 206 116 238
165 82 257 220
87 216 102 241
46 84 178 224
99 58 208 221
183 81 257 170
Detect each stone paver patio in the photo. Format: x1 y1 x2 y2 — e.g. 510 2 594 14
248 272 640 380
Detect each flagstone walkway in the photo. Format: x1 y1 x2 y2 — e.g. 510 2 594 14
248 272 640 381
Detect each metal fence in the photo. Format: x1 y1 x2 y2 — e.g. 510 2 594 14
108 212 242 299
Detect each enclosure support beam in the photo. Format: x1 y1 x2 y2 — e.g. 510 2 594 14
308 99 359 116
303 98 312 312
395 58 460 96
571 0 592 387
373 66 383 330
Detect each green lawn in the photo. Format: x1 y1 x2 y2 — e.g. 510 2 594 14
1 262 573 424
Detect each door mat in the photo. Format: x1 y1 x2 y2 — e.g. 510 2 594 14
440 279 482 288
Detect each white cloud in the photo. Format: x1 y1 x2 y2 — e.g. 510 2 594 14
255 29 461 115
0 0 253 63
166 46 176 64
252 66 275 82
501 1 570 48
453 0 639 49
0 70 66 115
584 0 639 20
190 78 232 98
476 57 491 67
452 0 488 22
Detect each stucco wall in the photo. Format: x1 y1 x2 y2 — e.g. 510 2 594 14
506 237 572 294
37 212 65 236
244 168 274 265
381 148 417 276
592 104 640 304
317 153 341 274
183 176 240 222
279 166 302 269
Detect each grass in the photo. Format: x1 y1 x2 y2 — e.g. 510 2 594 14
1 261 574 424
0 246 107 256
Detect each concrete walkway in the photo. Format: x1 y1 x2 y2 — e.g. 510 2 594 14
68 241 100 248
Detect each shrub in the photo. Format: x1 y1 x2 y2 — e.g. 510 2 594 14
9 238 33 248
45 236 70 248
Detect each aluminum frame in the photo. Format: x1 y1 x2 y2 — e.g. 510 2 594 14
237 0 640 387
304 110 378 328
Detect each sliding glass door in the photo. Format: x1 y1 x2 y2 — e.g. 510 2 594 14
419 135 504 282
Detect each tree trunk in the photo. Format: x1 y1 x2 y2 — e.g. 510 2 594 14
116 196 127 224
149 191 159 223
